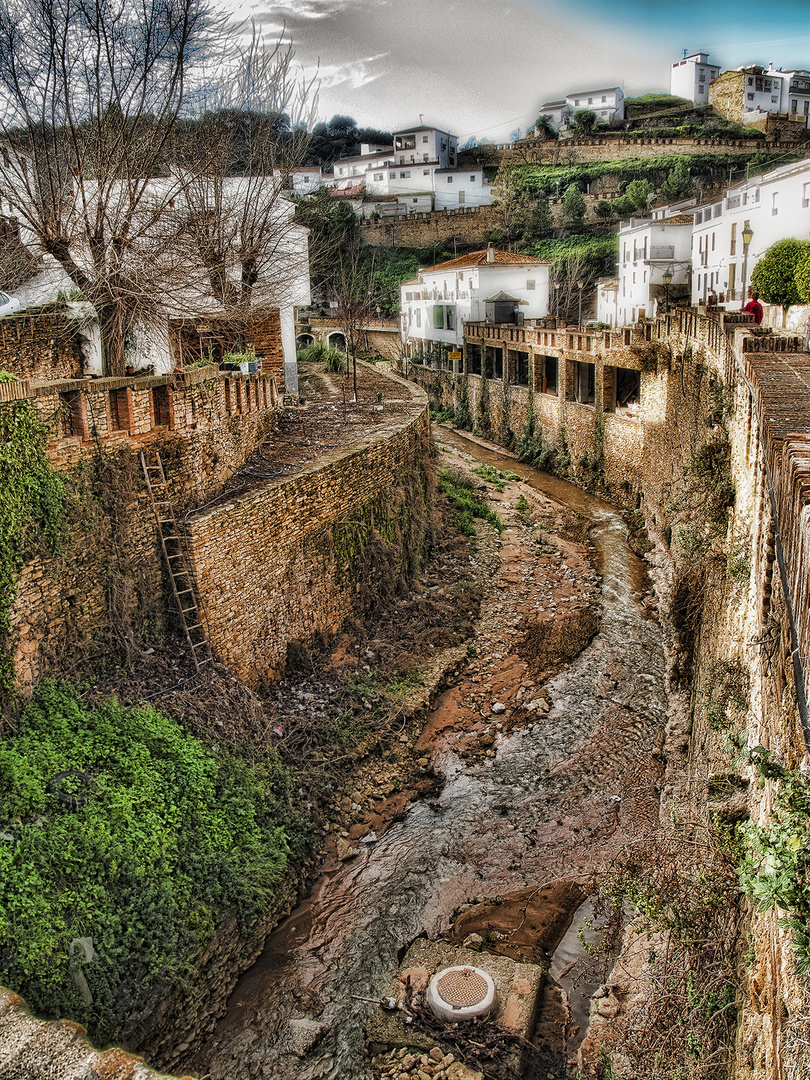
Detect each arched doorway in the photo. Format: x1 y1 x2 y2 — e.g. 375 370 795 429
327 332 346 351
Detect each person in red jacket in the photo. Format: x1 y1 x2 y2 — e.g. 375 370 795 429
742 291 763 324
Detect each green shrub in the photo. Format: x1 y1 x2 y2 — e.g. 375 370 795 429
297 340 346 372
0 682 314 1041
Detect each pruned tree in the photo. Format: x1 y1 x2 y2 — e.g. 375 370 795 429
0 1 317 376
176 28 318 349
0 0 220 376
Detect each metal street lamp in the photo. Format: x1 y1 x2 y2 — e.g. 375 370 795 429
741 224 754 305
662 268 672 314
577 279 585 329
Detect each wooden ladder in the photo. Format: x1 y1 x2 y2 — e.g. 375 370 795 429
140 451 210 672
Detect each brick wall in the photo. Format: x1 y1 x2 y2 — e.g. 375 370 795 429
169 309 285 381
0 312 84 381
185 398 431 686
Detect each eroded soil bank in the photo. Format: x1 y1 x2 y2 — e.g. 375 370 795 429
180 428 668 1080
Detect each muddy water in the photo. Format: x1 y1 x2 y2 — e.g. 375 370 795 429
187 433 668 1080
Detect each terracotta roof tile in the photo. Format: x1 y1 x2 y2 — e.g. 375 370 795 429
419 249 550 273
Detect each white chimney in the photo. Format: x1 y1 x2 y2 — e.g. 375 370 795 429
486 245 495 263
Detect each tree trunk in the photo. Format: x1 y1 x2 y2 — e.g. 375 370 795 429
98 305 128 378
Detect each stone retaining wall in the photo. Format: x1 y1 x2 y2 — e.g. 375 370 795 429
186 382 431 685
6 367 280 691
0 311 85 381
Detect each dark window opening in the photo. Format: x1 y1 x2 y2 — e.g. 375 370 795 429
151 385 172 428
492 349 504 380
108 388 131 432
467 344 482 375
569 360 595 405
514 352 530 386
59 390 84 438
538 355 558 395
615 367 641 416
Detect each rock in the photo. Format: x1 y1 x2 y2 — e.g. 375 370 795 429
360 831 378 844
462 933 483 949
336 838 359 861
491 702 506 714
429 1047 443 1062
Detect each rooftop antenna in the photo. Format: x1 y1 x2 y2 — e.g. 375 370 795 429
419 113 424 125
683 48 688 59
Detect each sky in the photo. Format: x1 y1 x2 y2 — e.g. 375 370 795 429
225 0 810 143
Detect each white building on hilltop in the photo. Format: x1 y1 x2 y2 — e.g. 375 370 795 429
536 87 625 132
670 52 720 105
400 247 550 355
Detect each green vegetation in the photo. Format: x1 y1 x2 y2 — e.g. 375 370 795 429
796 245 810 304
525 233 619 282
751 238 810 312
0 403 67 696
737 745 810 974
472 464 518 492
297 340 346 372
593 821 742 1079
517 151 796 198
0 371 18 383
0 681 314 1041
561 182 586 226
438 469 503 536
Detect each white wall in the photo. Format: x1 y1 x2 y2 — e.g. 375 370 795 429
401 259 550 349
691 160 810 305
671 54 719 105
615 218 692 325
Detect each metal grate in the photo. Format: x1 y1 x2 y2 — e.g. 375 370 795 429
436 968 488 1008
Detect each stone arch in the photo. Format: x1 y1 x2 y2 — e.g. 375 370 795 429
327 332 347 351
296 334 314 348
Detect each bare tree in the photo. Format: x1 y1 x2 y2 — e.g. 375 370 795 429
0 0 223 375
332 240 375 402
176 28 318 346
0 2 317 377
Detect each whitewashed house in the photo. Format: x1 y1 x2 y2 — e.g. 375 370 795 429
400 247 550 355
328 125 493 209
690 158 810 306
670 52 720 106
609 211 694 326
536 88 625 132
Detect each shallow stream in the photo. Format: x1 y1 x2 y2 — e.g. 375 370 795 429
186 432 668 1080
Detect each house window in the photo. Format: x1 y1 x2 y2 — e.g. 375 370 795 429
539 355 557 395
446 307 455 330
422 135 428 143
470 175 476 182
374 173 383 180
588 97 593 104
792 99 798 113
730 222 736 255
424 169 430 175
772 192 779 215
747 93 754 101
447 176 453 183
400 171 410 178
423 154 429 161
747 77 753 86
574 98 580 105
389 171 396 178
601 95 606 102
458 191 465 203
803 182 810 208
415 309 421 328
526 279 535 290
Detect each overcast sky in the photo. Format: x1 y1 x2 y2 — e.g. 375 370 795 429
226 0 810 142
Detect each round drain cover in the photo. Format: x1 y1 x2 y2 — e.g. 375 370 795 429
426 966 497 1023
